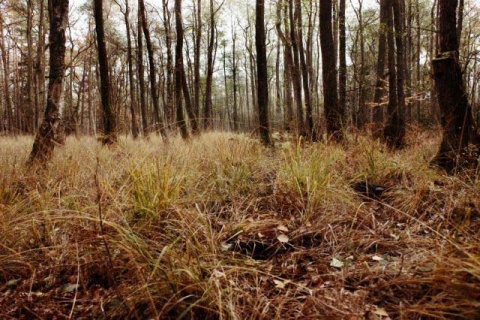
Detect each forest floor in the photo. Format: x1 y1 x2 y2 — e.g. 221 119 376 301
0 130 479 319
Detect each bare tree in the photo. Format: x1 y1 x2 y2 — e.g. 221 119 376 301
139 0 167 139
174 0 188 139
29 0 69 163
320 0 343 141
94 0 117 144
255 0 271 145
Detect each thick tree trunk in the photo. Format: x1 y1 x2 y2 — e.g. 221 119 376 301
29 0 69 163
320 0 343 141
94 0 116 144
255 0 271 145
431 0 473 173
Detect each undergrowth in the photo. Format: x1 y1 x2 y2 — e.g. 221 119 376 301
0 131 479 319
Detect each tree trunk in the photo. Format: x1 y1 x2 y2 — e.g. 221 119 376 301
29 0 69 163
431 0 473 173
384 0 398 147
140 0 167 139
289 0 305 136
122 0 139 138
320 0 343 141
193 0 202 121
339 0 347 124
162 0 174 130
137 4 148 136
94 0 116 144
296 0 314 139
174 0 188 139
232 30 239 132
0 13 13 133
26 0 35 133
203 0 218 130
255 0 271 145
373 0 387 123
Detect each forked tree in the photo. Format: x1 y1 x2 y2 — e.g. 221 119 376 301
29 0 69 163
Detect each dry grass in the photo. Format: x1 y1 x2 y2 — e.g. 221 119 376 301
0 130 479 319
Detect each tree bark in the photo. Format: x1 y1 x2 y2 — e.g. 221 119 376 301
431 0 473 173
162 0 174 130
255 0 271 145
94 0 117 144
289 0 305 136
119 0 139 138
174 0 188 139
140 0 167 139
193 0 202 121
137 4 148 136
373 0 387 123
339 0 347 124
383 0 405 149
320 0 343 141
204 0 216 130
29 0 69 163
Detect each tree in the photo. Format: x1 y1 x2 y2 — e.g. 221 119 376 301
255 0 271 145
174 0 188 139
115 0 139 138
203 0 216 130
29 0 69 163
320 0 343 141
431 0 474 173
383 0 405 149
139 0 167 139
339 0 347 124
94 0 117 144
372 0 388 123
136 1 148 136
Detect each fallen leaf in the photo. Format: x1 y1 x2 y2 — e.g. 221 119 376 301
372 306 390 318
273 279 289 289
330 257 344 268
277 234 289 243
372 255 384 262
277 225 289 232
221 242 233 251
212 270 226 278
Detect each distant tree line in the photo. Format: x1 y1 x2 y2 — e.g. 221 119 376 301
0 0 478 171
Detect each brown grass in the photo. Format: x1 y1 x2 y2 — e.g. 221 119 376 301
0 131 479 319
